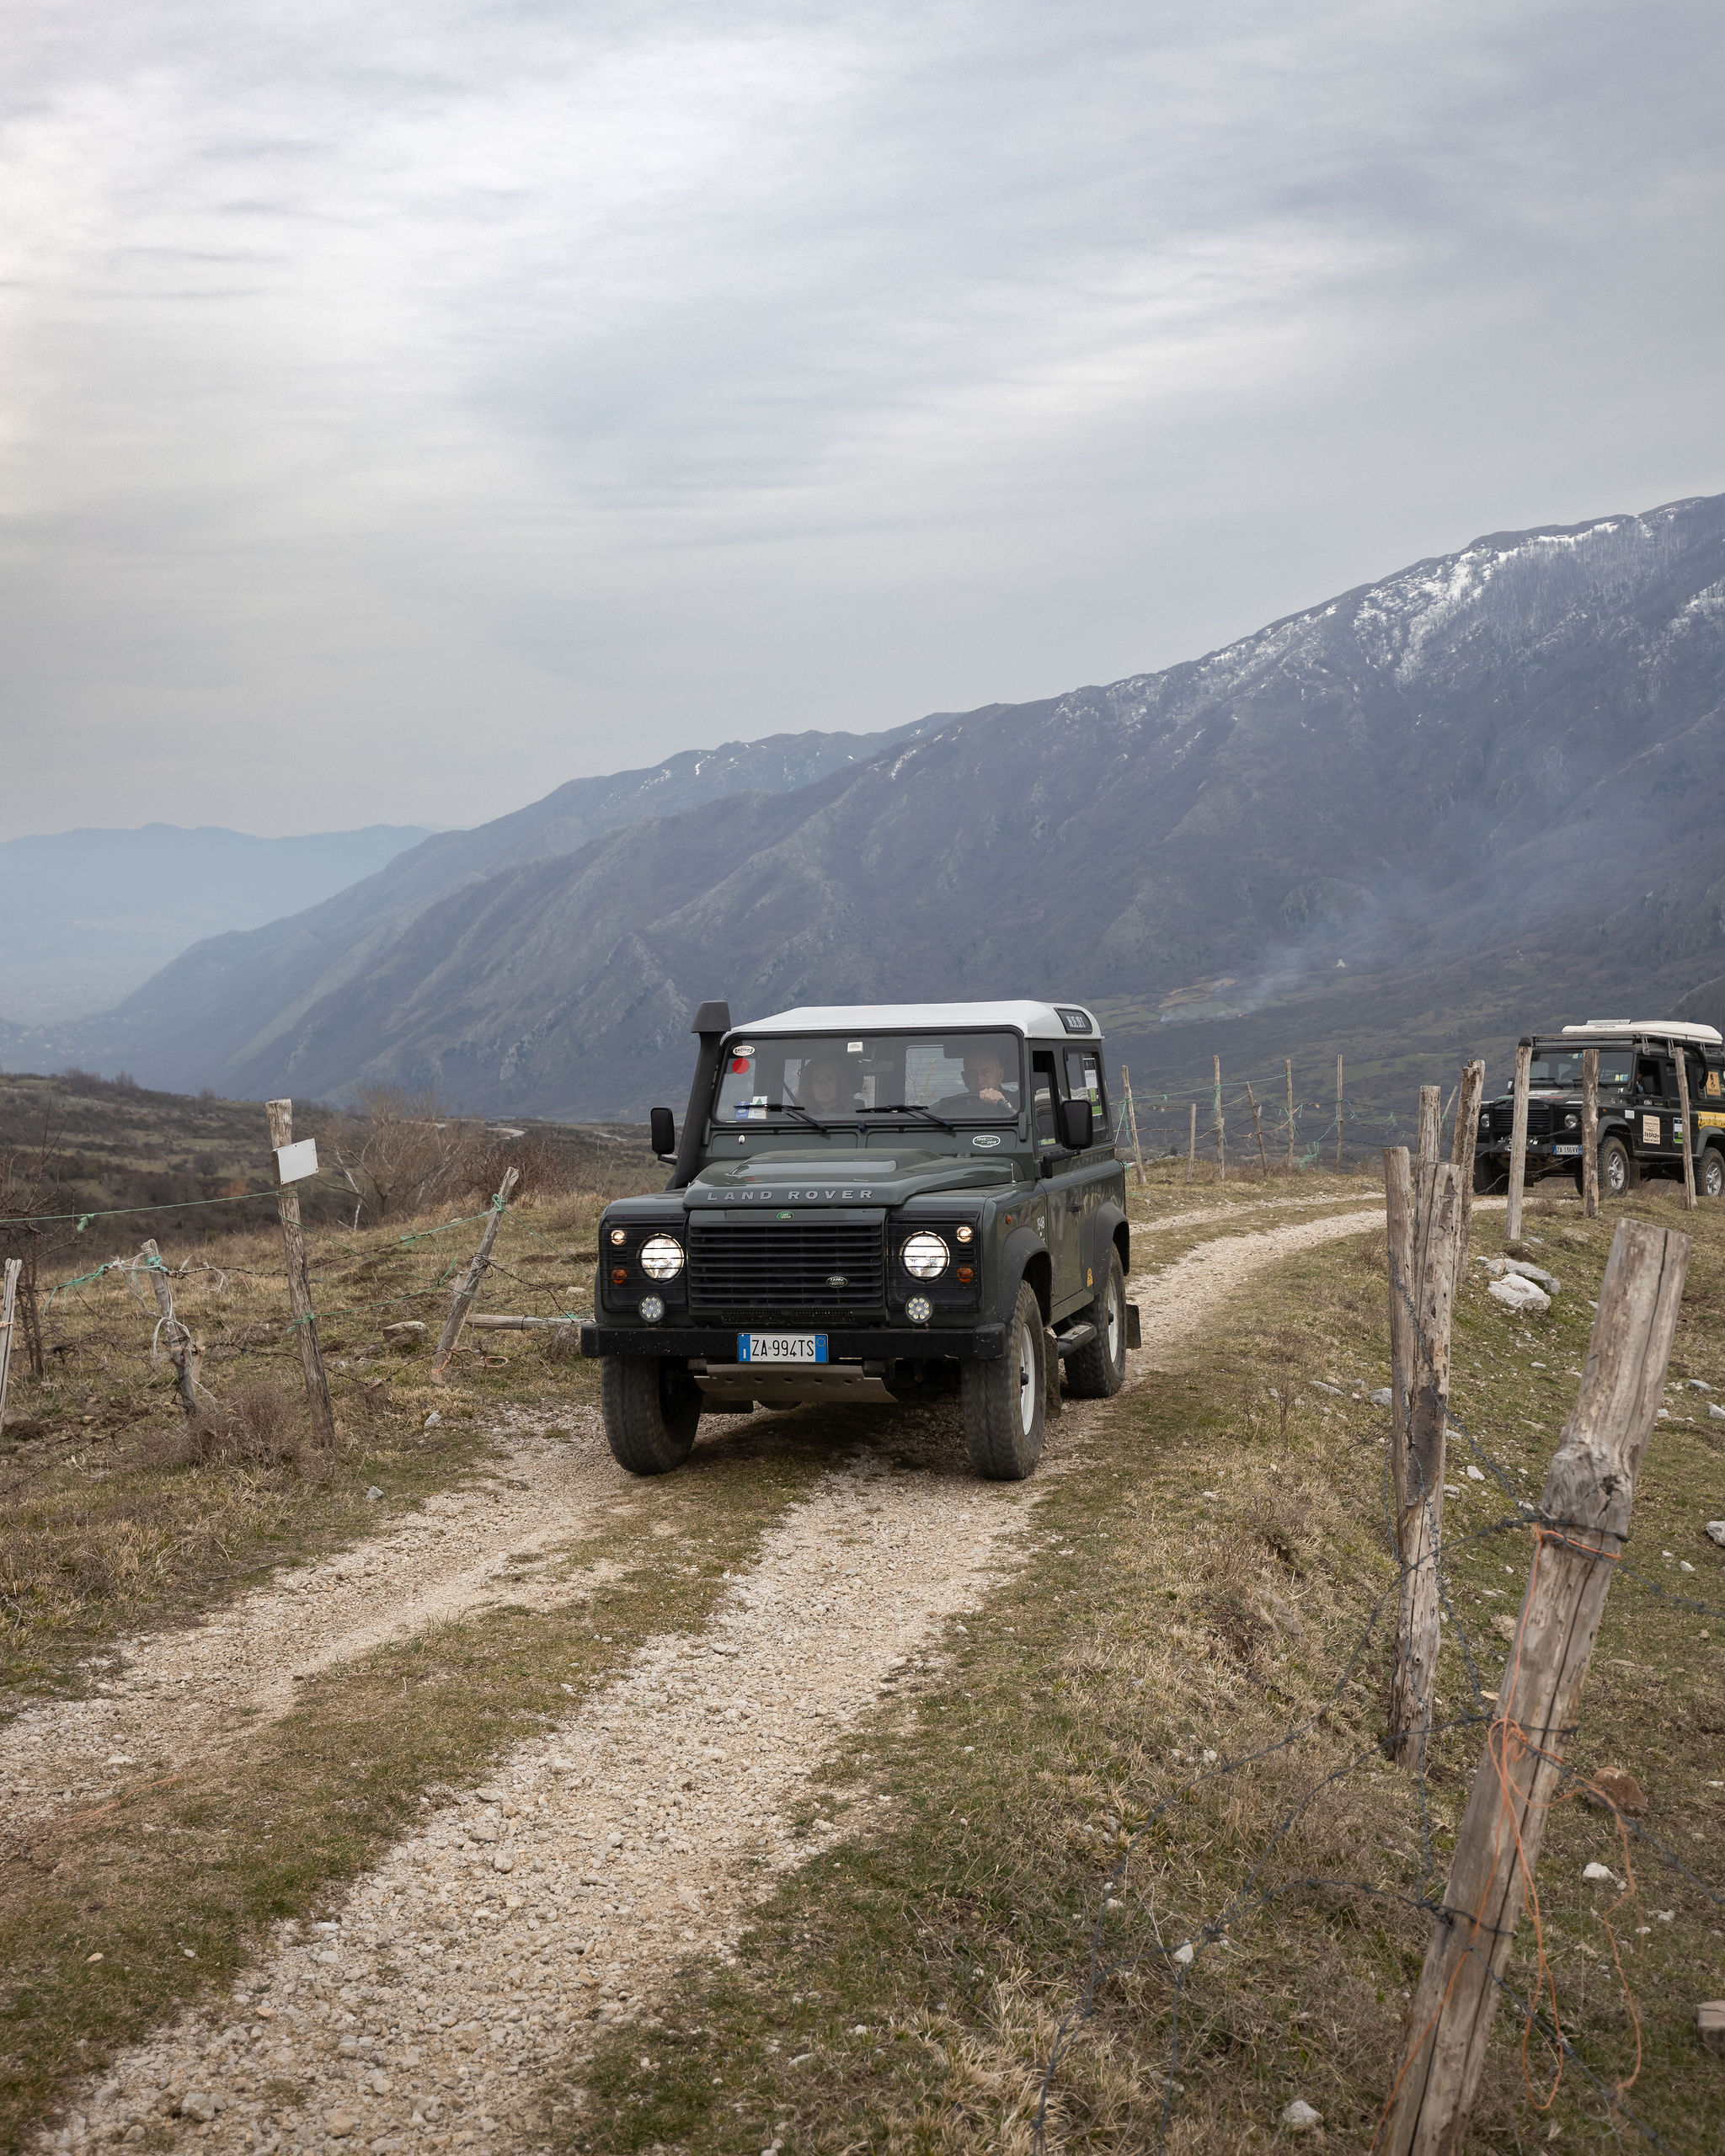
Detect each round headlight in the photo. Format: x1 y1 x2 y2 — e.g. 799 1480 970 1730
1563 1113 1578 1129
639 1235 685 1281
901 1231 948 1280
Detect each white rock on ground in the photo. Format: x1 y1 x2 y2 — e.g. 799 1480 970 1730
1706 1521 1725 1548
1488 1274 1550 1315
1280 2098 1323 2132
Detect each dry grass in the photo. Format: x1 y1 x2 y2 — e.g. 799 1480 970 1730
566 1182 1725 2153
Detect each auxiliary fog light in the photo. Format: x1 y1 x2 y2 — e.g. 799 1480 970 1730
901 1231 949 1280
638 1294 666 1324
639 1234 685 1281
905 1294 933 1326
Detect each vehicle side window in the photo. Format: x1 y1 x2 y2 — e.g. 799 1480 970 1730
1634 1055 1663 1098
1031 1052 1059 1148
1685 1051 1707 1104
1706 1062 1724 1102
1065 1049 1108 1137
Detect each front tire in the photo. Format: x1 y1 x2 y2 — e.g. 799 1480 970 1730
1702 1145 1725 1200
601 1357 701 1475
1472 1153 1508 1196
1065 1246 1128 1399
962 1282 1046 1481
1599 1135 1637 1200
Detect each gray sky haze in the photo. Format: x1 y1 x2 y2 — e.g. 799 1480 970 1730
4 1 1723 838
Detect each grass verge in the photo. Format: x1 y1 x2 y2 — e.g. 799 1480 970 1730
559 1185 1725 2153
1 1417 850 2155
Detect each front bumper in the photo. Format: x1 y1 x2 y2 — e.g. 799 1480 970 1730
579 1322 1006 1362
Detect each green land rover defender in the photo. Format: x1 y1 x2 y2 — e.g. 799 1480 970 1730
579 1000 1141 1482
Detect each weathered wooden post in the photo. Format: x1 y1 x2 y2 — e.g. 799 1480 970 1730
1120 1062 1146 1188
1415 1084 1441 1167
266 1099 336 1446
430 1166 521 1382
1383 1149 1417 1522
1379 1218 1690 2155
1581 1047 1599 1218
1213 1055 1226 1182
140 1238 200 1415
0 1257 19 1435
1335 1054 1344 1170
1504 1038 1532 1244
1285 1058 1295 1167
1450 1059 1485 1273
1186 1102 1196 1184
1386 1159 1464 1770
1674 1043 1699 1211
1246 1079 1269 1177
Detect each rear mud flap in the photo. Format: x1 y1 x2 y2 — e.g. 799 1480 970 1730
1125 1303 1142 1350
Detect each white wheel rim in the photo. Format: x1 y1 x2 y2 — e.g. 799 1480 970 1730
1017 1319 1038 1437
1106 1278 1120 1360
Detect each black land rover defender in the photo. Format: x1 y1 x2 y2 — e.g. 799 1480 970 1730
579 999 1140 1483
1473 1021 1725 1201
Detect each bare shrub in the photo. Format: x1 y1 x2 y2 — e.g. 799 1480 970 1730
175 1380 310 1470
335 1089 491 1225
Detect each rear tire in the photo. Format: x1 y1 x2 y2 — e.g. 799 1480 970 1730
1599 1135 1637 1199
1702 1145 1725 1200
1065 1246 1128 1399
601 1357 701 1475
962 1282 1046 1481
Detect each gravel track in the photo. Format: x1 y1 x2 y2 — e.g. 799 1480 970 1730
37 1208 1381 2156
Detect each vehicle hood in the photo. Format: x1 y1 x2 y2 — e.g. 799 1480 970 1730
682 1151 1017 1209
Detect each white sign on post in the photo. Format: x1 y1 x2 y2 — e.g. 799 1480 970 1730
275 1139 319 1185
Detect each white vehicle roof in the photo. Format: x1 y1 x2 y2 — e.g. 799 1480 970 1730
737 1000 1102 1041
1559 1021 1723 1047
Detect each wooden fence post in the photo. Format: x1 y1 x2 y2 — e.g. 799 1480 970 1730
1186 1102 1196 1184
1415 1085 1441 1166
1335 1054 1344 1170
1246 1080 1269 1177
0 1257 19 1435
1505 1038 1532 1245
1378 1218 1690 2155
1451 1060 1485 1274
1213 1055 1226 1182
1581 1048 1599 1219
1285 1058 1295 1168
139 1238 200 1415
1383 1150 1417 1522
1674 1043 1699 1211
1120 1063 1146 1188
1386 1159 1463 1770
265 1099 336 1446
431 1166 521 1382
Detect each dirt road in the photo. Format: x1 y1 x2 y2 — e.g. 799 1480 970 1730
38 1206 1381 2156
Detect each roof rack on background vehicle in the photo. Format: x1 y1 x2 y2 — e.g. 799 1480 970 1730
1560 1020 1723 1044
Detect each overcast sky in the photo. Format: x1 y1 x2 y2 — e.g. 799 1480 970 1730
4 0 1723 841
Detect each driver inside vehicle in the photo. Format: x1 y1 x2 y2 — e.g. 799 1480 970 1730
796 1054 851 1115
934 1046 1017 1119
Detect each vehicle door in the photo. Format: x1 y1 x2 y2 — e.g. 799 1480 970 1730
1699 1054 1725 1150
1029 1049 1084 1314
1630 1053 1680 1168
1063 1044 1113 1300
1682 1048 1712 1166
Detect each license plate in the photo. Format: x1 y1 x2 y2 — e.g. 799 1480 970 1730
1551 1144 1581 1156
738 1332 828 1364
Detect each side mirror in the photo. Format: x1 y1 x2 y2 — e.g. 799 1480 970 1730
649 1107 676 1159
1058 1097 1093 1150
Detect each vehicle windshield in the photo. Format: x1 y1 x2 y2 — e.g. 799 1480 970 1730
714 1032 1023 1124
1530 1047 1633 1088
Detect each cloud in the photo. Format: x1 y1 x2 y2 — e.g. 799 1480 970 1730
3 0 1723 837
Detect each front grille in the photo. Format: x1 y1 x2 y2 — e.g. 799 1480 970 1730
1487 1103 1555 1139
688 1219 886 1310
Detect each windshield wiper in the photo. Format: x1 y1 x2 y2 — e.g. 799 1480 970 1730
857 1103 957 1133
761 1101 832 1135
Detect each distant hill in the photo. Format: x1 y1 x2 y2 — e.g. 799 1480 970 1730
0 823 435 1024
17 493 1725 1123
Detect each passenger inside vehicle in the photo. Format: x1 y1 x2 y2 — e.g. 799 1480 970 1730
797 1054 852 1114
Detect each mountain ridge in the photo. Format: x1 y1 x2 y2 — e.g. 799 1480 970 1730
12 492 1724 1118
